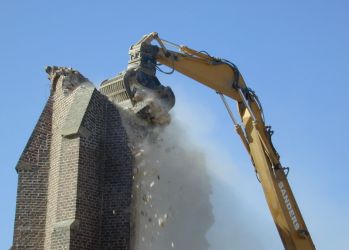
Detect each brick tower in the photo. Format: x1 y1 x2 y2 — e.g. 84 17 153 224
12 67 134 250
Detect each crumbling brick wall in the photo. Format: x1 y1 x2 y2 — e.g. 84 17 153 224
12 67 134 250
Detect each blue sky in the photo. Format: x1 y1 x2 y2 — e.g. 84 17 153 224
1 0 348 249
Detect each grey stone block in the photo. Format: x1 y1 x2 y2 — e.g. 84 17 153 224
61 85 94 138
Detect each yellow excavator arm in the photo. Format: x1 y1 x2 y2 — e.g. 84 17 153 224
126 32 316 250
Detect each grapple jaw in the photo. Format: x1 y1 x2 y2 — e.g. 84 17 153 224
99 40 175 125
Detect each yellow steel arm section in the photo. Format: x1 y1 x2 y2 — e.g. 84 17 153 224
145 33 315 250
158 49 245 101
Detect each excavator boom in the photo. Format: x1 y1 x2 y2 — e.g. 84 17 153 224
109 32 316 250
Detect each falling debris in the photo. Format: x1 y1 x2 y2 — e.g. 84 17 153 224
142 194 152 203
158 213 168 228
119 109 214 250
134 149 144 158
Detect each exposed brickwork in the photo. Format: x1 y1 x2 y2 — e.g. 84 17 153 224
12 96 53 250
44 77 81 249
69 91 105 250
99 101 133 250
12 69 134 250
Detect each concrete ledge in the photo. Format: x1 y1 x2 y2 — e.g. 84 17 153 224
53 219 80 232
62 85 95 138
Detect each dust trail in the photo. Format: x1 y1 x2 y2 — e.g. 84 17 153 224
120 111 214 250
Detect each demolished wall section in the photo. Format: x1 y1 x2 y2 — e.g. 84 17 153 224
12 65 214 250
12 67 134 250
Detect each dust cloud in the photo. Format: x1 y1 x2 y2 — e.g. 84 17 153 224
120 110 214 250
118 88 281 250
